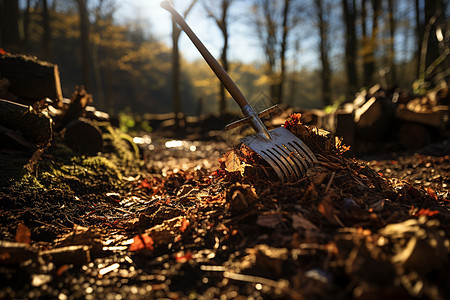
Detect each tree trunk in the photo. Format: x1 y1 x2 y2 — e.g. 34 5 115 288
170 0 197 127
23 0 32 50
362 0 380 87
76 0 91 91
316 0 332 107
218 0 230 115
277 0 291 104
0 99 52 148
415 0 424 79
0 0 21 52
172 22 181 128
387 0 396 86
42 0 52 61
422 0 445 81
361 0 379 87
341 0 358 98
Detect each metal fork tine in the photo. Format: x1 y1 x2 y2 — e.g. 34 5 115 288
240 127 317 182
268 147 297 181
285 143 310 169
291 140 317 164
266 148 294 181
273 145 303 179
283 143 310 173
260 150 288 182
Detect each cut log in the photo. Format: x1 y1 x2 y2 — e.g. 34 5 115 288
0 99 52 148
0 240 37 265
60 86 93 126
63 118 103 155
335 111 355 152
0 54 63 106
40 245 90 265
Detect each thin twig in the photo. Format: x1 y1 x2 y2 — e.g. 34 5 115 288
325 171 335 193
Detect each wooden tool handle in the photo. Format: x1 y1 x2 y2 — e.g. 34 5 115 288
161 0 249 110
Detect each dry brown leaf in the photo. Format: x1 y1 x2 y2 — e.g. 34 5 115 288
129 234 154 251
291 213 318 231
257 213 281 228
224 150 243 173
318 194 335 223
15 223 31 244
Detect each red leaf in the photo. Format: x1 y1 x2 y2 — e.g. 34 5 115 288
415 208 439 217
175 251 193 263
15 223 31 244
180 218 189 233
139 179 152 189
426 187 438 201
283 113 303 130
129 234 154 251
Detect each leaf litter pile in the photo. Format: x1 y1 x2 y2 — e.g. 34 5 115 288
1 114 449 299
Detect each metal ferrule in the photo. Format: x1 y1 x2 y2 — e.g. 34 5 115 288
242 105 271 140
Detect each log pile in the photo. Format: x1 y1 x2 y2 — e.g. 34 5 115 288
0 53 108 155
331 84 449 153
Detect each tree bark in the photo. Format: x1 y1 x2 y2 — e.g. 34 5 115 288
415 0 424 79
76 0 91 91
42 0 52 61
0 0 21 52
341 0 358 98
277 0 291 104
0 99 52 148
170 0 197 127
23 0 32 50
171 20 181 124
316 0 332 107
387 0 396 86
254 0 278 103
423 0 445 80
218 0 231 115
361 0 379 87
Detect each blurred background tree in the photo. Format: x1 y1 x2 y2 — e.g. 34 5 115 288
0 0 448 117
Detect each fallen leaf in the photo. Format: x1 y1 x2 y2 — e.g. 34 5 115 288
318 194 335 223
224 150 243 173
55 264 70 277
138 178 152 189
129 234 154 251
175 251 193 263
15 223 31 244
415 208 439 217
291 213 318 231
179 218 189 233
257 213 281 228
426 187 438 201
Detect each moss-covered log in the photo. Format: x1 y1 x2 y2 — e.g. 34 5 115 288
0 99 52 147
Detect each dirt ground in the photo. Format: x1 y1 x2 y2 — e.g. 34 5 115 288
0 120 449 300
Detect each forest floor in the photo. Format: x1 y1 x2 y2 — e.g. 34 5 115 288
0 118 449 300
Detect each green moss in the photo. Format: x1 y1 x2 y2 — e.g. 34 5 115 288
0 152 29 187
100 124 141 172
77 156 123 185
2 120 144 194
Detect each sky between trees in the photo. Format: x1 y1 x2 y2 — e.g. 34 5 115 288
1 0 449 116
